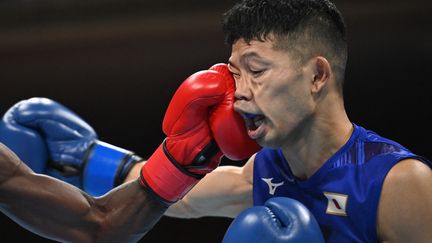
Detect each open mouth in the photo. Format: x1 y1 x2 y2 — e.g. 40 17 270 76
243 112 266 139
244 113 265 130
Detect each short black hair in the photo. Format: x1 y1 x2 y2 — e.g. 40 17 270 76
223 0 348 93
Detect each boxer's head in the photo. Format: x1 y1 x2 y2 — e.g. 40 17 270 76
223 0 347 94
223 0 349 147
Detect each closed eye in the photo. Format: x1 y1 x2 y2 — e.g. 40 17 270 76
250 69 265 77
232 72 240 80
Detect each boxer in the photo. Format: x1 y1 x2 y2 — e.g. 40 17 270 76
163 1 432 242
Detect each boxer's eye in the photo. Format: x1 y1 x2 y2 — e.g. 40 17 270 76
249 69 265 77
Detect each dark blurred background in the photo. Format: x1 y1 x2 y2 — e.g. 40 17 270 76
0 0 431 242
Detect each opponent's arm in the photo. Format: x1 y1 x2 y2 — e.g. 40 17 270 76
0 64 256 241
0 143 166 243
125 157 254 219
377 159 432 242
165 154 255 218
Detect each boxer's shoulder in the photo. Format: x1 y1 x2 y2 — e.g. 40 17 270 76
377 158 432 242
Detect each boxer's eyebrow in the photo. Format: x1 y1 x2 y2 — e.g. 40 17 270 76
229 52 270 70
240 52 271 67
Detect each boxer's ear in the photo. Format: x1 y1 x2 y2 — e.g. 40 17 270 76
310 56 331 94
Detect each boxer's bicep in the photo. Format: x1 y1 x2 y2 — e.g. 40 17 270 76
0 143 26 184
165 155 255 219
377 159 432 243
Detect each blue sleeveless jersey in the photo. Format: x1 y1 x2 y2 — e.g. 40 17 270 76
253 124 430 242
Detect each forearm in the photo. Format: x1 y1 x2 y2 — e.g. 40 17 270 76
123 162 253 219
0 161 98 242
165 165 253 219
124 161 145 182
91 179 168 242
0 157 166 242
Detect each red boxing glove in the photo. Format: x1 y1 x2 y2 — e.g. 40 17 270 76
140 65 260 205
140 70 225 204
209 63 261 160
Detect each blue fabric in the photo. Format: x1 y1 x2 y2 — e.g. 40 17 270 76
253 124 431 242
84 141 130 196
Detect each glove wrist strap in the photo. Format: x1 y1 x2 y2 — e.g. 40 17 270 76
83 141 140 196
139 141 202 204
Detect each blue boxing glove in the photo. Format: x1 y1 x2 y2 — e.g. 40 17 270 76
0 107 49 173
0 97 142 196
223 197 325 243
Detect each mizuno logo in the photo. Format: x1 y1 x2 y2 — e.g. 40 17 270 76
261 178 284 195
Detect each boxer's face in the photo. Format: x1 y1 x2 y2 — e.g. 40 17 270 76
229 38 316 148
